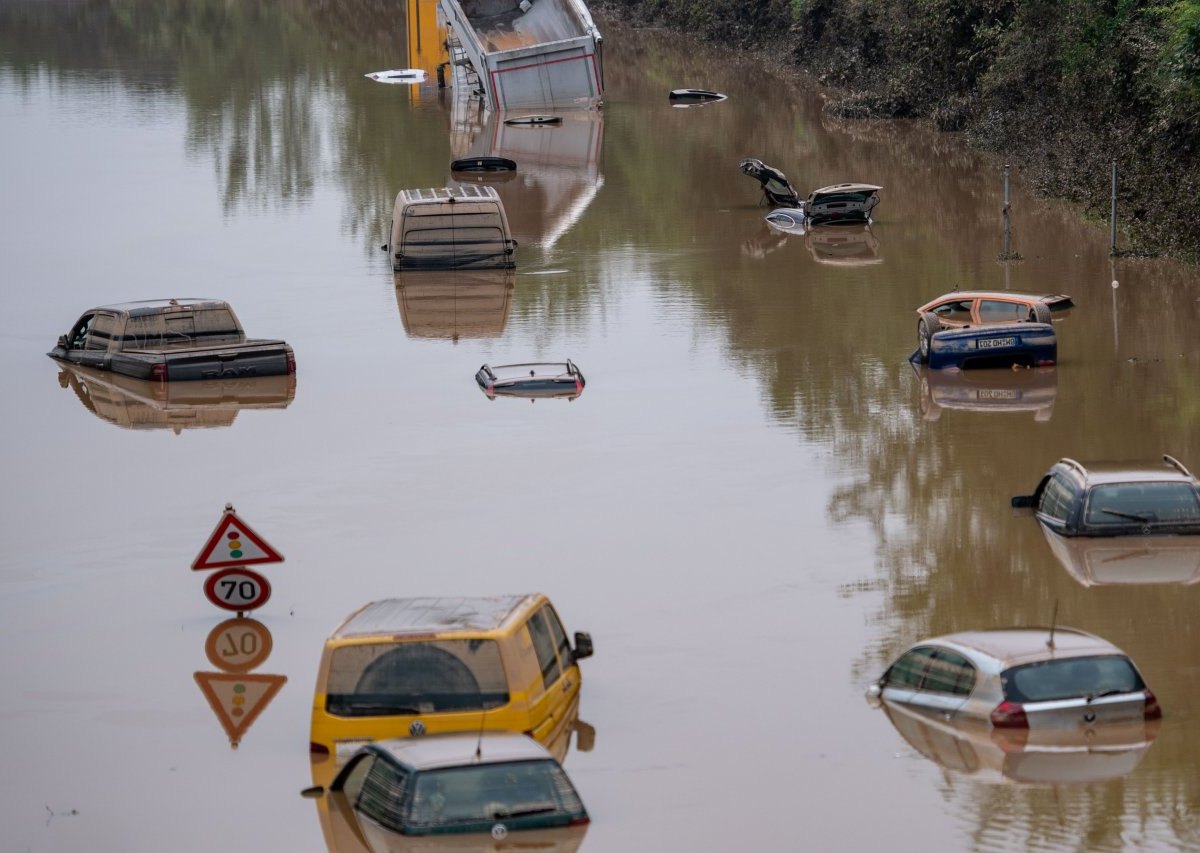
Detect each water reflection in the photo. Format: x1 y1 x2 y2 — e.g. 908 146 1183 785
194 618 287 749
911 364 1057 422
56 363 296 432
395 270 515 340
450 106 604 252
310 710 594 853
1040 527 1200 587
881 702 1160 785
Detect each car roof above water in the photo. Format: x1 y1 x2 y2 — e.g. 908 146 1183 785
331 594 536 639
89 298 231 316
1053 456 1198 486
925 627 1124 669
370 731 553 771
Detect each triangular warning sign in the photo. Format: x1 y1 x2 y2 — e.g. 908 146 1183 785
194 671 287 747
192 508 284 571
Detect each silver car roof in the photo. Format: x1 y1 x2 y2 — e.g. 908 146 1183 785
332 595 535 639
920 627 1125 670
371 732 554 771
90 298 229 316
1055 456 1198 486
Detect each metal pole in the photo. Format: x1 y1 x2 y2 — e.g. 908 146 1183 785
1002 164 1011 258
1110 160 1118 256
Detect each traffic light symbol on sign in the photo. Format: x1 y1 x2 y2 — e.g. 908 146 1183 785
194 671 287 748
192 508 284 571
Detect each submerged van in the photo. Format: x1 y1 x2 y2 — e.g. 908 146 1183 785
310 595 593 763
389 186 517 270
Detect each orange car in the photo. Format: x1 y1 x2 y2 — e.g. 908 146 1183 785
914 290 1073 363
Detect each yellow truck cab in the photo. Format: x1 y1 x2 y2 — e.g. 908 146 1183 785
310 595 592 768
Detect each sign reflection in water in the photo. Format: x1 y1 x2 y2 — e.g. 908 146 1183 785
195 618 287 749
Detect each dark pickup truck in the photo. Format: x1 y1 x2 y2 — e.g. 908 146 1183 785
48 299 296 382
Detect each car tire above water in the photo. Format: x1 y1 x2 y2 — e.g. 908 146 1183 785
917 312 941 363
1028 302 1052 323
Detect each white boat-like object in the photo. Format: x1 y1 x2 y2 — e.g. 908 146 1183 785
440 0 603 111
365 68 428 84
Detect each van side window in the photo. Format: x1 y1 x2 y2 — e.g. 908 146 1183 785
526 608 563 687
543 605 573 669
356 758 408 833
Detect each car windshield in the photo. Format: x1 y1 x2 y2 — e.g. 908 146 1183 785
407 759 583 830
1002 655 1145 702
1084 482 1200 526
325 640 509 716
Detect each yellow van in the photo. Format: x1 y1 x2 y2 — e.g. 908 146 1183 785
310 595 593 765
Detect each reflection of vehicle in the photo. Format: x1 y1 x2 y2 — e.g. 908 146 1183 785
48 298 296 382
389 187 517 270
1040 525 1200 586
911 363 1056 422
880 699 1160 785
918 322 1057 370
57 362 296 432
439 0 603 111
866 628 1162 731
805 224 882 266
475 362 585 400
310 734 588 852
310 595 593 764
1012 456 1200 537
915 289 1073 362
394 270 514 340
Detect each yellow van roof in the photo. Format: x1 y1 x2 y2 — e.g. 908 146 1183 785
332 595 536 639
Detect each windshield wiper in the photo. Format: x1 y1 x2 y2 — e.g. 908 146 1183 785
340 702 424 715
1085 688 1128 703
492 806 558 819
1098 507 1153 523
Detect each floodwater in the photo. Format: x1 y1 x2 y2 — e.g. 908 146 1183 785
2 3 1199 851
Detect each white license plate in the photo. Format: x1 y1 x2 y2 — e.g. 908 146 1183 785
978 336 1016 349
978 389 1020 399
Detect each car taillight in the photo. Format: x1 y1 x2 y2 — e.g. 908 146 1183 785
309 741 330 757
286 351 296 375
151 363 168 382
569 816 591 826
990 700 1029 728
1143 690 1163 720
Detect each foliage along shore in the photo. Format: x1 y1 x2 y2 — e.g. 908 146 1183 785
597 0 1200 261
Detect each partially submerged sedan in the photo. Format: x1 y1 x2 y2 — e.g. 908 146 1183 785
915 289 1073 365
917 321 1057 370
476 361 585 400
866 627 1162 732
307 733 588 848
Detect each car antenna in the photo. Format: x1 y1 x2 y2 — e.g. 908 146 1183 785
1046 600 1059 651
475 708 487 761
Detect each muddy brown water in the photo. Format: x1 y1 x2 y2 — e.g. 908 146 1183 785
2 3 1199 851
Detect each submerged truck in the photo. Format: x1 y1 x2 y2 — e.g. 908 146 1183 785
439 0 603 111
48 299 296 382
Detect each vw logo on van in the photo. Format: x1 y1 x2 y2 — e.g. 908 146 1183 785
409 720 426 736
491 824 508 840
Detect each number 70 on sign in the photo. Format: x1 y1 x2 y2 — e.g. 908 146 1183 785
204 567 272 612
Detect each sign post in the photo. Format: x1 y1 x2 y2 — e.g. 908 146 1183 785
192 503 284 615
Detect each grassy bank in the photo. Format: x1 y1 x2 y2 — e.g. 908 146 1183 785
599 0 1200 260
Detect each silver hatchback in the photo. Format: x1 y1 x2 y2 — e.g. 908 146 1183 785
866 627 1161 731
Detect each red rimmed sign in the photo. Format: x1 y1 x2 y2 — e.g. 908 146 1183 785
192 505 284 571
204 567 271 613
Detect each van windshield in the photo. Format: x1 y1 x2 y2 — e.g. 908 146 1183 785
325 640 509 716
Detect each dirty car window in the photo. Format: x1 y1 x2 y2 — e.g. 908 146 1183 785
1002 656 1144 702
1084 483 1200 525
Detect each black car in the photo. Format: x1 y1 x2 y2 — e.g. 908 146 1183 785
1012 455 1200 537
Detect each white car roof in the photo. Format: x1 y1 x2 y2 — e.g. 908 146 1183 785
927 627 1125 669
372 732 553 771
332 595 535 639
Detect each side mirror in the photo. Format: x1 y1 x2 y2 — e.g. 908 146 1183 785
299 786 325 799
1011 495 1035 517
572 631 593 662
573 719 596 752
57 335 68 350
864 682 883 709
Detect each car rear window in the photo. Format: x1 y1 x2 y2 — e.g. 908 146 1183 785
325 640 509 716
1001 655 1145 703
1084 483 1200 525
407 759 583 831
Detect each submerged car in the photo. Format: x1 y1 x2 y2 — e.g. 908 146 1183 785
1012 455 1200 537
866 627 1162 731
738 158 801 207
915 289 1072 361
309 595 593 763
312 733 588 844
475 361 585 400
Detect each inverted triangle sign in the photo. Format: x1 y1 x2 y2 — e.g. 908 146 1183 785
194 671 287 747
192 508 284 571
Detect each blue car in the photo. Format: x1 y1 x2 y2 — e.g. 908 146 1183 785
913 322 1057 370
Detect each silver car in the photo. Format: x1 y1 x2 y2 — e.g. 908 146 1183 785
866 627 1161 730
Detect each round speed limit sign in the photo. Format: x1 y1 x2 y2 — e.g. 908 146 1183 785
204 567 272 613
